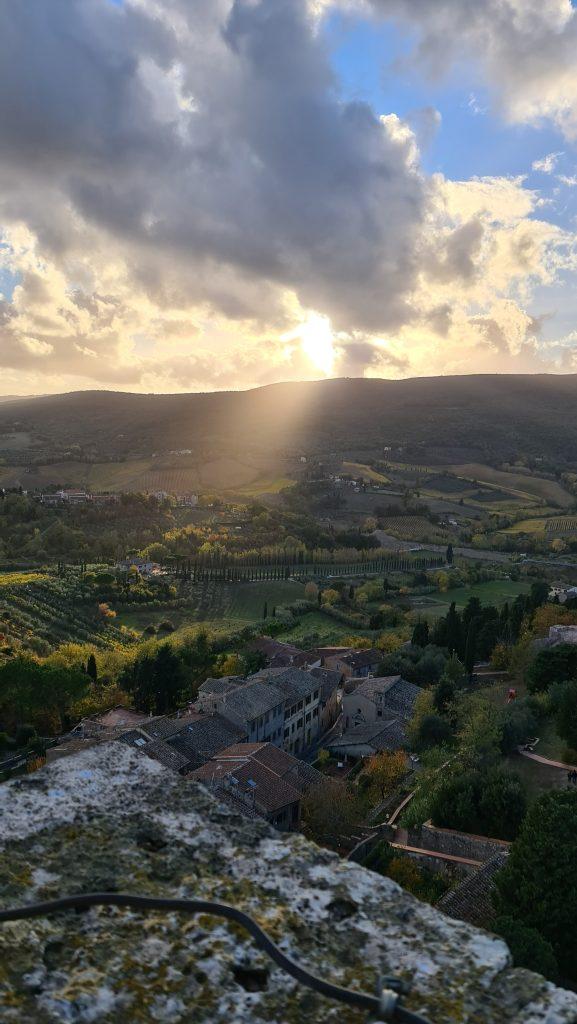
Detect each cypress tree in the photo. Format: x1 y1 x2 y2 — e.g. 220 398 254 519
86 653 98 683
464 618 479 676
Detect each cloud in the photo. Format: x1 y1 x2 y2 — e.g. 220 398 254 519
533 152 563 173
362 0 577 139
0 0 576 393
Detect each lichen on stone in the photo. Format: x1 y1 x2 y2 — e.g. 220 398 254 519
0 743 576 1023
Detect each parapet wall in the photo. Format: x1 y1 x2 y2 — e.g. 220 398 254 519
415 821 511 863
0 743 574 1024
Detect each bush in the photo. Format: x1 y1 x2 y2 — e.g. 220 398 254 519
430 766 527 840
527 644 577 693
158 620 175 633
494 916 558 981
417 714 454 750
493 790 577 982
499 701 537 754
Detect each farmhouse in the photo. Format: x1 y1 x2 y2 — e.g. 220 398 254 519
115 557 162 577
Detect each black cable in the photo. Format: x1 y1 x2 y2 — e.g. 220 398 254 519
0 892 431 1023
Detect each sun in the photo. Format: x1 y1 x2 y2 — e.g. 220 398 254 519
297 313 335 375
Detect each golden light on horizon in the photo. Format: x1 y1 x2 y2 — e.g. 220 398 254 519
295 312 335 376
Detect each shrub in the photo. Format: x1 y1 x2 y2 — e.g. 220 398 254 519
494 916 558 982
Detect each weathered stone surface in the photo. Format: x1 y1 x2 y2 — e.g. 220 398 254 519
0 743 575 1023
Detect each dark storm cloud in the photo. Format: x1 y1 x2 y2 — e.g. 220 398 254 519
0 0 429 335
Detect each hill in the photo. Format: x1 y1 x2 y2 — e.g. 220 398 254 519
0 374 576 465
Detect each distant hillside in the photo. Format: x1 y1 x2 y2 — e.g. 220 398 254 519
0 375 576 465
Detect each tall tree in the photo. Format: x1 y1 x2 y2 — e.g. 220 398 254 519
446 542 454 565
494 790 577 982
86 653 98 683
445 602 463 657
411 620 430 648
464 618 479 676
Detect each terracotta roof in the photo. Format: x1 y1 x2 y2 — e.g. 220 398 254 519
192 757 300 815
85 707 150 730
190 741 323 806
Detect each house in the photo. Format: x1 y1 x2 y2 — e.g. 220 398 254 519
115 557 162 577
324 648 382 680
309 667 341 732
91 492 120 506
546 624 577 647
253 667 322 754
196 667 322 756
248 636 305 668
199 679 286 748
58 489 89 504
190 742 322 830
327 720 410 760
342 676 422 730
121 712 247 772
196 676 246 713
74 706 151 739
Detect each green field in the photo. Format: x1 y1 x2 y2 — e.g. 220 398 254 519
409 579 532 618
115 580 306 633
228 474 295 496
342 461 391 484
0 456 293 497
502 517 549 535
448 463 573 508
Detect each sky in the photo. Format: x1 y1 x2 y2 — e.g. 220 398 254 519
1 0 577 395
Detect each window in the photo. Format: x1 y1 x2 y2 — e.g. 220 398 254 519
305 712 311 724
284 727 290 739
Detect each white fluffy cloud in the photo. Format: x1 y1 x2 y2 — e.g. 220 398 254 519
0 0 576 392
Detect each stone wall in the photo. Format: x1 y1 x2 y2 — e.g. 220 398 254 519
0 743 575 1023
414 821 511 863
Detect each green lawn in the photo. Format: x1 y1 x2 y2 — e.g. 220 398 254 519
409 579 532 618
276 609 373 645
115 580 305 634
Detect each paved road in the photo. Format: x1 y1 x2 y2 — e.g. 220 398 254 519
519 748 577 771
421 543 512 563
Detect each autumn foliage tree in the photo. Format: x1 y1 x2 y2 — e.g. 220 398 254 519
362 750 407 802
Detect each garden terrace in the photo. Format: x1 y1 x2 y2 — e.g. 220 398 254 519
0 743 576 1023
